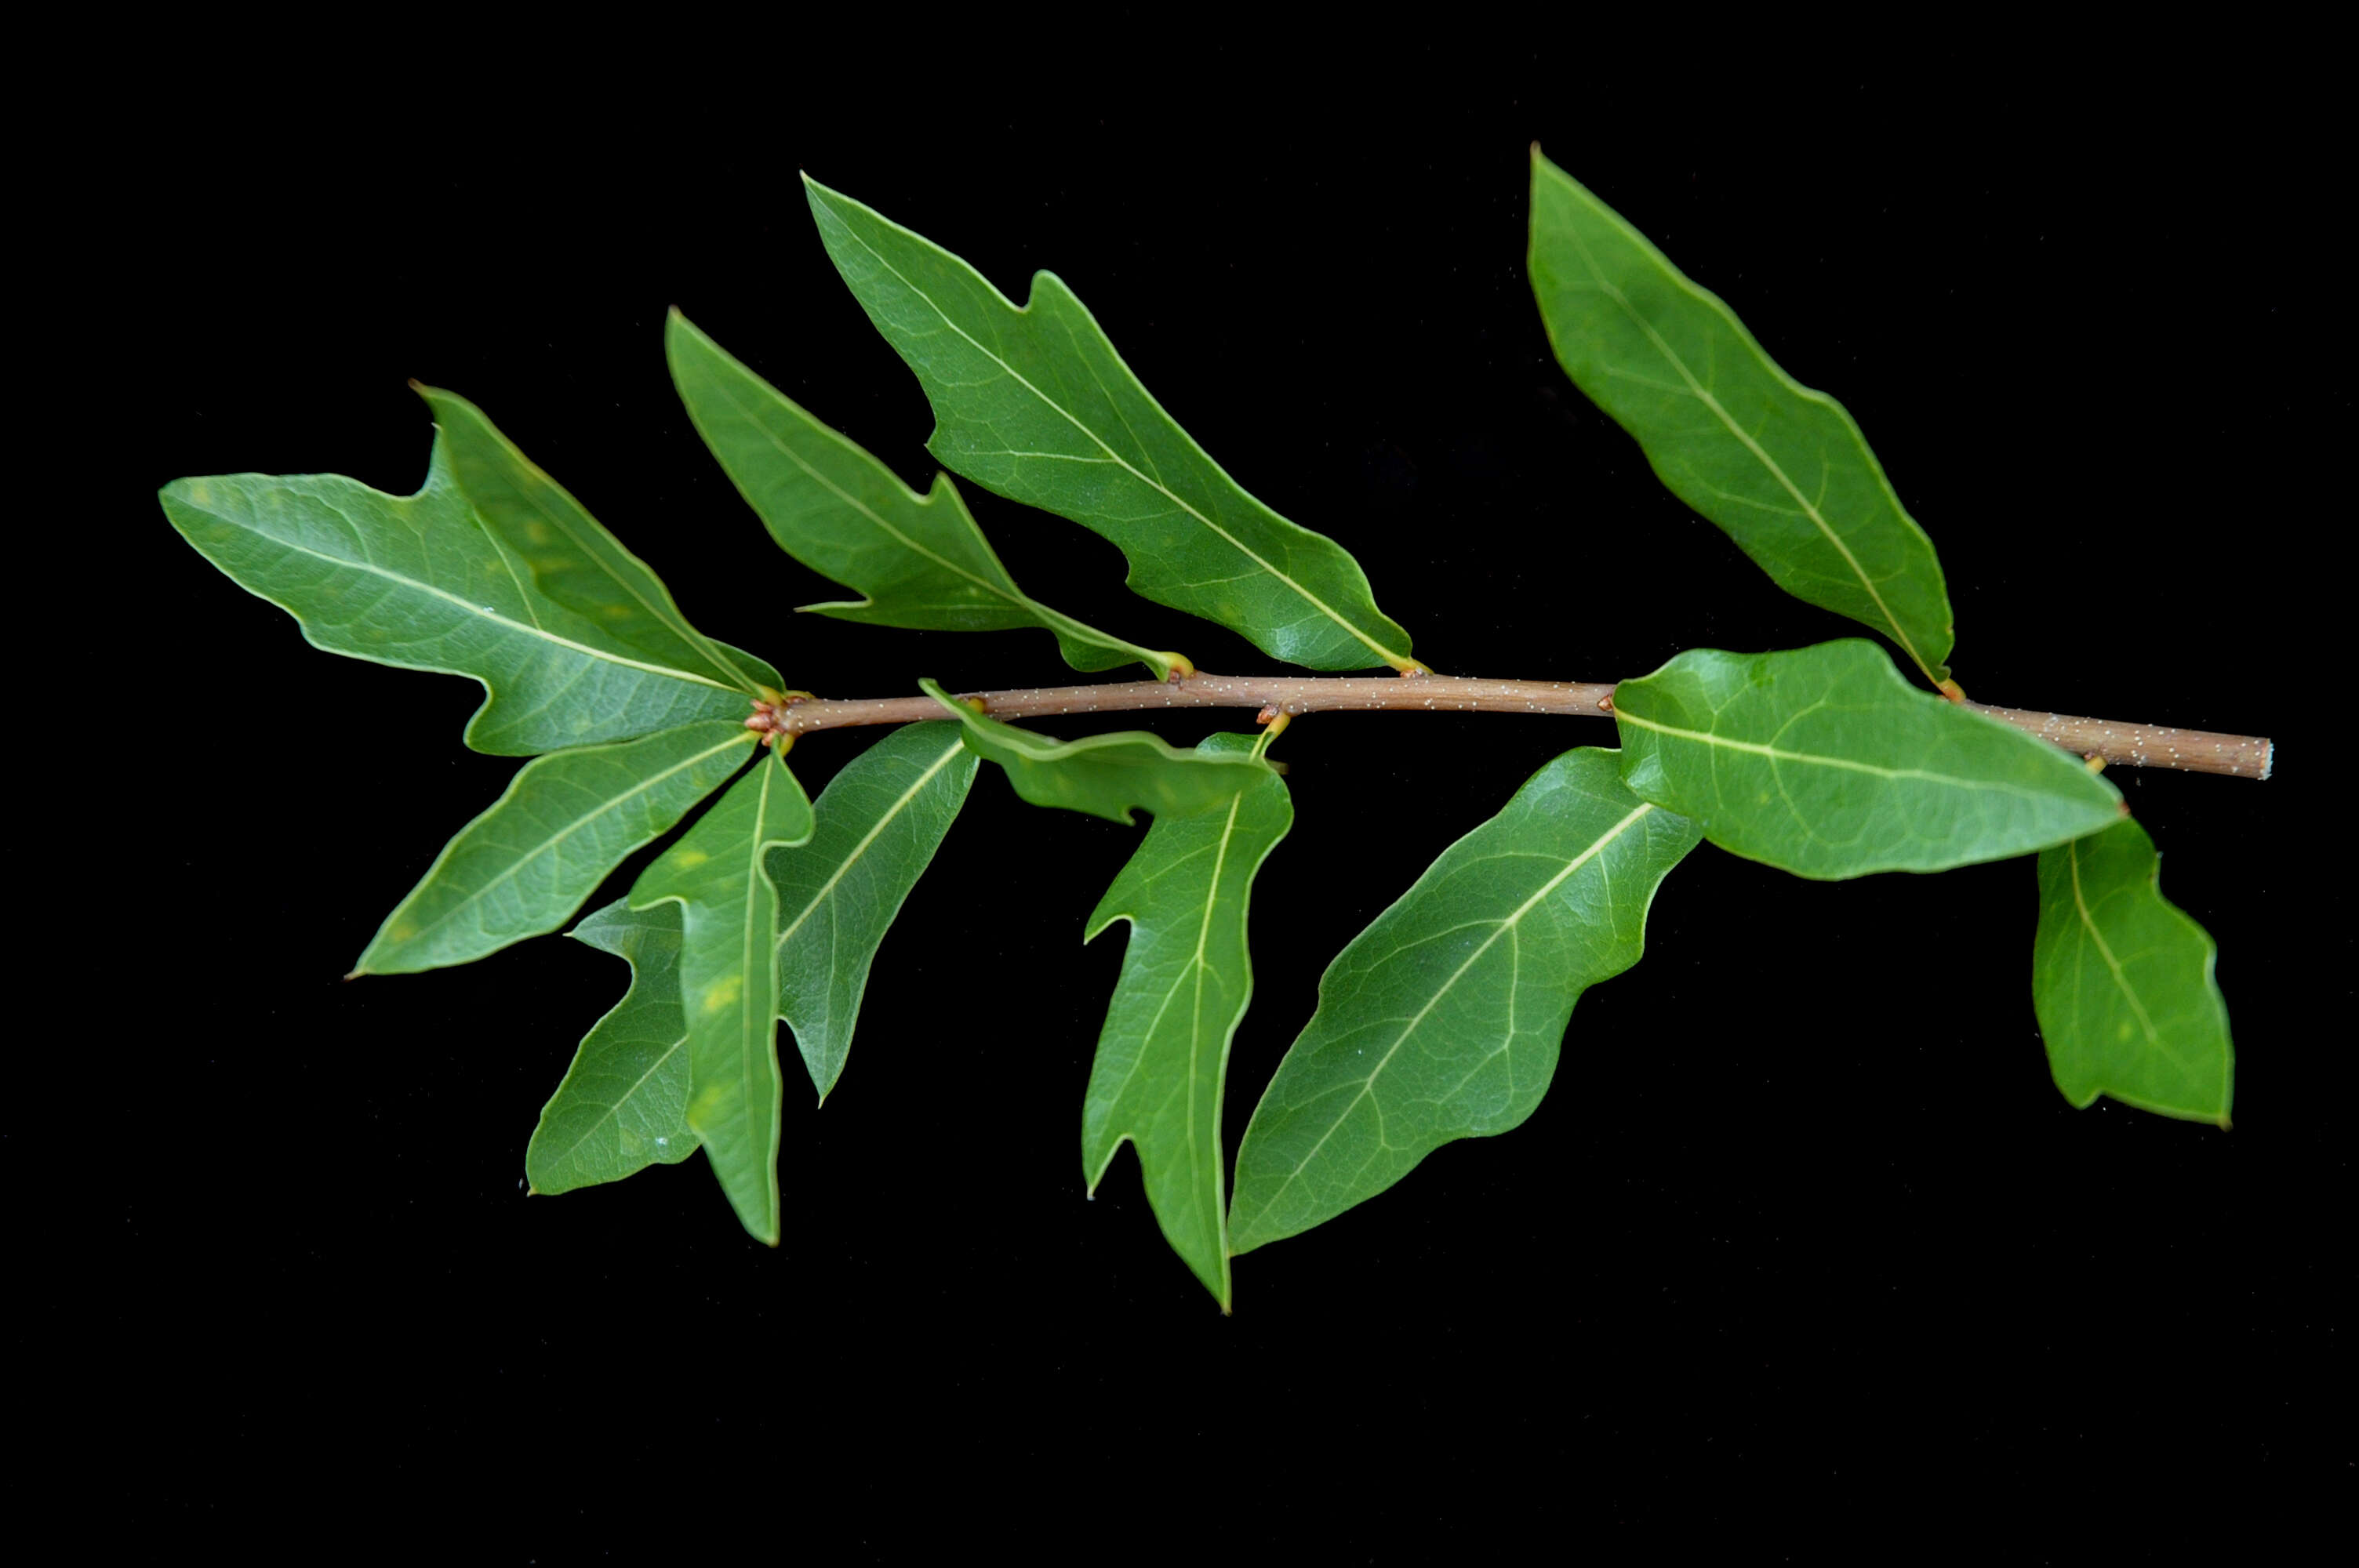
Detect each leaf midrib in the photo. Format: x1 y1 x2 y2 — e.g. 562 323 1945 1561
1184 796 1241 1192
1614 707 2073 800
226 514 742 691
718 760 780 1230
1102 792 1247 1163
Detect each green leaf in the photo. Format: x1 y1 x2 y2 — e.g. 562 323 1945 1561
1083 733 1292 1310
354 720 757 975
629 748 815 1243
525 899 700 1196
772 723 980 1102
1528 152 1956 684
803 176 1418 673
918 680 1270 826
1612 641 2121 879
1228 749 1697 1254
666 312 1180 681
2034 820 2233 1125
421 386 774 695
161 439 762 755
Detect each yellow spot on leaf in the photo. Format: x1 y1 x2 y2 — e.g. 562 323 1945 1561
701 974 743 1014
388 920 417 942
673 849 711 868
525 521 551 545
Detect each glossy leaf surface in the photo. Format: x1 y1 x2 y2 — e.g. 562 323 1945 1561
1613 641 2120 878
667 313 1177 680
2034 820 2233 1124
423 387 772 695
1529 152 1955 683
354 721 756 975
919 681 1270 825
772 723 980 1102
1083 733 1292 1309
630 750 815 1243
1229 750 1697 1253
525 899 699 1195
161 440 761 755
805 176 1417 672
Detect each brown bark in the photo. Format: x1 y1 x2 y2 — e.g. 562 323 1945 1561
757 671 2273 779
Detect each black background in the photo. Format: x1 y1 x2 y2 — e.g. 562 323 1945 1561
63 46 2346 1551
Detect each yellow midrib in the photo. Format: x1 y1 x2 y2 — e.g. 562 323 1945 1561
241 522 740 692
